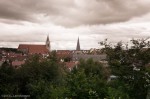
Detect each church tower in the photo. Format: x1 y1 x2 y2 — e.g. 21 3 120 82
76 37 80 51
46 35 50 51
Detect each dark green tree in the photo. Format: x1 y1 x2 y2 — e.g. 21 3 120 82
65 59 108 99
100 38 150 99
16 54 66 98
0 61 18 95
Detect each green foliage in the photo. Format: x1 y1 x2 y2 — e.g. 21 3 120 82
0 54 67 98
17 54 66 96
0 61 18 95
64 56 72 62
106 80 130 99
100 38 150 99
49 50 58 62
65 59 108 99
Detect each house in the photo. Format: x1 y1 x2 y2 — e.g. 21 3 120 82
56 50 73 61
72 54 107 62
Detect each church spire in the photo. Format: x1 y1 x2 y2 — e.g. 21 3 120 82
76 37 80 51
46 35 50 51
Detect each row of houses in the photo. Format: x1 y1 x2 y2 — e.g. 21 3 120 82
0 36 107 70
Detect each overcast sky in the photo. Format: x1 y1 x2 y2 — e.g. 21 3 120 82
0 0 150 50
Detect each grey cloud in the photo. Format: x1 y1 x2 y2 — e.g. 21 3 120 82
0 0 74 22
0 0 33 21
0 0 150 26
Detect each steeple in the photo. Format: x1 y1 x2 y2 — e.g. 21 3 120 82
76 37 80 51
46 35 50 51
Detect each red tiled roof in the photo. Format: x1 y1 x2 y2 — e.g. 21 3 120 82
56 50 73 54
12 60 25 67
56 50 73 58
18 44 49 54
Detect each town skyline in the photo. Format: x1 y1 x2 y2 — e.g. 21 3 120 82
0 0 150 49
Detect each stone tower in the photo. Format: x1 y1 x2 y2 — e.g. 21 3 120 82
46 35 50 51
76 37 80 51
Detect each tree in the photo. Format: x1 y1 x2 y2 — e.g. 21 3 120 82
0 61 18 95
100 39 150 99
16 54 66 98
65 59 108 99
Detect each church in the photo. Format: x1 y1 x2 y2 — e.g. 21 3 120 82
18 35 50 55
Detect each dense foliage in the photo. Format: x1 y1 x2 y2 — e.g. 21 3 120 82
0 39 150 99
100 39 150 99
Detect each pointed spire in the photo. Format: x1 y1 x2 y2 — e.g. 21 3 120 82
46 34 50 51
46 34 49 41
76 37 80 51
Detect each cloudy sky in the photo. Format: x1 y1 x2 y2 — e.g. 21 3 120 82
0 0 150 50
